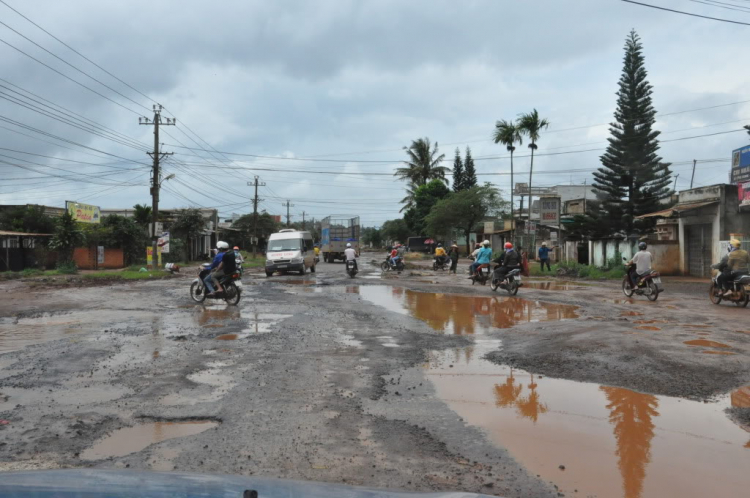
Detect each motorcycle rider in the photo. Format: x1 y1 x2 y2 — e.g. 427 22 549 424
434 243 447 267
715 239 750 296
493 242 521 282
470 240 492 277
448 243 459 274
206 241 236 296
628 242 653 288
233 246 244 264
344 242 358 272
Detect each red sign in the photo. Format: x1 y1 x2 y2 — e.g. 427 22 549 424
740 182 750 207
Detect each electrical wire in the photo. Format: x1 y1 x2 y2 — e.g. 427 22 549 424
621 0 750 25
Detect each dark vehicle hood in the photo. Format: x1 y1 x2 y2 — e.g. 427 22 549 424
0 469 496 498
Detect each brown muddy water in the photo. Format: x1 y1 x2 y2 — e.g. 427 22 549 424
523 281 590 290
684 339 731 349
355 286 579 335
81 420 218 460
425 341 750 498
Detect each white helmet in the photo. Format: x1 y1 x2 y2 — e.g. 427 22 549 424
217 241 229 250
482 240 490 246
346 243 352 248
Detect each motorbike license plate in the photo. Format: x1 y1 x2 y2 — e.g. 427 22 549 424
652 277 661 284
235 281 243 288
482 268 489 274
277 265 287 269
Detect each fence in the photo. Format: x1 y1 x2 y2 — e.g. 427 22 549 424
588 238 681 275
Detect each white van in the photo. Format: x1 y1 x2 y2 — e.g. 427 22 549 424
265 229 316 277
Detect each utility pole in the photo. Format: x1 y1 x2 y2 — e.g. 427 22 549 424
690 159 697 189
248 176 265 257
139 105 174 270
282 200 294 227
673 173 679 193
301 211 306 230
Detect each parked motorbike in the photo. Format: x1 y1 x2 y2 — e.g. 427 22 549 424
381 255 404 273
490 267 521 295
470 263 491 285
346 259 358 278
622 258 662 301
709 272 750 307
432 256 449 271
190 263 242 305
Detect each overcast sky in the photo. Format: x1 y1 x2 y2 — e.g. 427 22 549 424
1 0 749 227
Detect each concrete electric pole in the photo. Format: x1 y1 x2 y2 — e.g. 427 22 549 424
282 200 294 227
301 211 306 230
248 176 265 257
139 104 174 270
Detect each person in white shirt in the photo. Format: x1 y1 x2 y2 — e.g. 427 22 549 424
629 242 653 287
344 242 358 272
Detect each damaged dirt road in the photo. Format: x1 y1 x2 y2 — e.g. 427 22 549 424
1 260 749 497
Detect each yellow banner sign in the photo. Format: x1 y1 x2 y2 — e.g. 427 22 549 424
66 201 101 224
146 247 162 267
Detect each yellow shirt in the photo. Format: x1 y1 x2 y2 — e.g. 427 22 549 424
314 247 320 256
435 247 446 257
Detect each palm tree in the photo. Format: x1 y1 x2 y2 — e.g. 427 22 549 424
518 109 549 249
395 138 448 187
399 182 418 213
493 119 524 239
132 203 152 228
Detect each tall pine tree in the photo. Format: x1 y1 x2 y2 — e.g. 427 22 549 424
463 146 478 189
452 147 465 192
593 30 672 236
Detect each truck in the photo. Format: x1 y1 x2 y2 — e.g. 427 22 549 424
321 216 360 263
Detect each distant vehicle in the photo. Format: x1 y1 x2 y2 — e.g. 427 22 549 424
265 229 316 277
407 236 431 253
709 272 750 307
381 254 404 273
622 257 663 301
490 267 521 295
346 259 358 278
321 216 360 263
190 263 242 305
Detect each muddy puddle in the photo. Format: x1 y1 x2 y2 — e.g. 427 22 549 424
425 342 750 498
81 420 218 460
523 281 590 290
353 286 579 335
684 339 731 349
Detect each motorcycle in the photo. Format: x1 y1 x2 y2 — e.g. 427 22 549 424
346 259 358 278
622 258 662 301
381 255 404 273
470 263 491 285
432 256 449 271
190 263 242 305
709 272 750 307
490 267 521 295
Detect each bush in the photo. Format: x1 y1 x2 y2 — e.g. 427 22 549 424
21 268 43 277
57 261 78 274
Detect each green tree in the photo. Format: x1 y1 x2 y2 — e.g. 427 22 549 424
424 185 504 253
171 208 207 260
452 148 465 192
593 30 672 235
403 179 451 236
463 146 478 189
395 137 448 187
362 227 383 247
49 211 84 265
132 204 152 229
518 108 550 227
232 211 280 249
0 205 55 234
381 219 410 245
493 119 524 235
399 182 418 213
101 215 146 265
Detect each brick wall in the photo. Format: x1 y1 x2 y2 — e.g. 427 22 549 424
72 247 125 269
102 248 123 269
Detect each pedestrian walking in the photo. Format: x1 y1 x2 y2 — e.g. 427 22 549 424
448 243 459 274
538 242 552 271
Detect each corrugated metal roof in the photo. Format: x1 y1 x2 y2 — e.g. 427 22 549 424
636 200 719 219
0 230 52 236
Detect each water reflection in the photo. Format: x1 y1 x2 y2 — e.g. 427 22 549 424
357 286 579 335
493 371 548 422
601 387 659 498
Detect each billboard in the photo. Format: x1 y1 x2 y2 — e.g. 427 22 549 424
731 145 750 184
739 182 750 207
540 196 561 225
157 231 170 254
66 201 100 223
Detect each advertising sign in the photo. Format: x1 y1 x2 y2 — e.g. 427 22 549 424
540 196 561 225
146 247 162 267
731 146 750 184
739 182 750 208
484 221 495 234
527 222 536 234
157 231 170 254
97 246 104 265
66 201 100 224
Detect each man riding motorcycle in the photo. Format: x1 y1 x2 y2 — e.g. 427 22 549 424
493 242 521 282
434 243 447 267
205 241 237 296
714 239 750 296
470 240 492 277
628 242 653 288
344 242 358 272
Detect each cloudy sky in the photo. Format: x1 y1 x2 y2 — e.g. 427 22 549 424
1 0 748 227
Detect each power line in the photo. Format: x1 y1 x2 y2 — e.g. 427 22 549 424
687 0 750 14
621 0 750 25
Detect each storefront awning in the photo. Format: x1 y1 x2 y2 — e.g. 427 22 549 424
636 200 719 219
0 230 52 237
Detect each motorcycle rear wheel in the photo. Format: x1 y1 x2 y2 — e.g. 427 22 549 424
708 282 723 305
735 289 749 307
223 282 241 305
646 280 659 301
622 278 635 297
190 281 207 303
